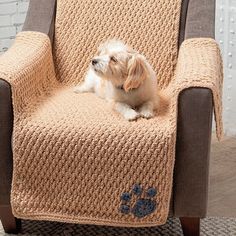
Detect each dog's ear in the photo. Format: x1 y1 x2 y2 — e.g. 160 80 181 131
124 55 149 92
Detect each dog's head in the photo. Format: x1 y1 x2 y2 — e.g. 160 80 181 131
91 40 150 92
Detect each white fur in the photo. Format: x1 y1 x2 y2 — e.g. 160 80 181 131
74 40 158 121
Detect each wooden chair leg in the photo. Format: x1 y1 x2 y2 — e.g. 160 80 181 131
0 205 21 234
180 217 200 236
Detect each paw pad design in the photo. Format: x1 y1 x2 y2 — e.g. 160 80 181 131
120 192 131 201
147 187 157 197
120 205 130 214
132 199 156 218
132 184 142 196
120 184 158 218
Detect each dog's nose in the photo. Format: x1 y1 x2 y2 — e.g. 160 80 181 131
92 59 98 65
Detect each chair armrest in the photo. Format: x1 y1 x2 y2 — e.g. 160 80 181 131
172 0 220 217
0 80 13 205
173 38 223 140
174 88 213 217
172 38 223 217
0 31 57 114
0 31 56 205
23 0 56 43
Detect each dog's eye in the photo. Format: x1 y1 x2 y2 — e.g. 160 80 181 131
110 56 118 63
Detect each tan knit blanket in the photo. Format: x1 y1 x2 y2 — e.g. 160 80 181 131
0 0 223 228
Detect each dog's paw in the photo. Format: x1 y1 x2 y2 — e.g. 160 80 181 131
139 109 154 119
73 86 84 93
124 109 139 121
119 184 158 218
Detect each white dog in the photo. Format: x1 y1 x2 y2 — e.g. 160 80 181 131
74 40 158 121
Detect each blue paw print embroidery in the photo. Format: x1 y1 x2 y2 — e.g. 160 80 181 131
120 184 158 218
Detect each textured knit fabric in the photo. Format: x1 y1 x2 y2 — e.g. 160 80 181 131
54 0 181 89
0 32 223 227
0 0 223 228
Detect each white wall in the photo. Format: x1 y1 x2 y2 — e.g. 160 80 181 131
0 0 236 136
0 0 29 54
216 0 236 136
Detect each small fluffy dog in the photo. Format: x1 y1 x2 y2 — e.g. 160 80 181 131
74 40 158 120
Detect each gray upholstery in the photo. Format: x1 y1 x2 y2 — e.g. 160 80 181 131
23 0 56 43
174 88 213 217
0 80 13 206
185 0 215 39
179 0 190 46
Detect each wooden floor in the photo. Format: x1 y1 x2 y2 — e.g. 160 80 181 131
208 136 236 217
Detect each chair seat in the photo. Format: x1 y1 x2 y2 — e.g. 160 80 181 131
12 85 176 226
22 86 173 142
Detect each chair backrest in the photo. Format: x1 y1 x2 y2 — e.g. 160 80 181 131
54 0 182 89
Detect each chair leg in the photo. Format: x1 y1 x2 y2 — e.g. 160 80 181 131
180 217 200 236
0 205 21 234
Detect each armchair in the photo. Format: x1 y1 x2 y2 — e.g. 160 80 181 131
0 0 222 235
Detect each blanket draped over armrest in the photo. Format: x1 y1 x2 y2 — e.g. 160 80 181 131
0 0 223 227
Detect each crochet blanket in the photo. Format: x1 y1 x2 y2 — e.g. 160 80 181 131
0 0 223 228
